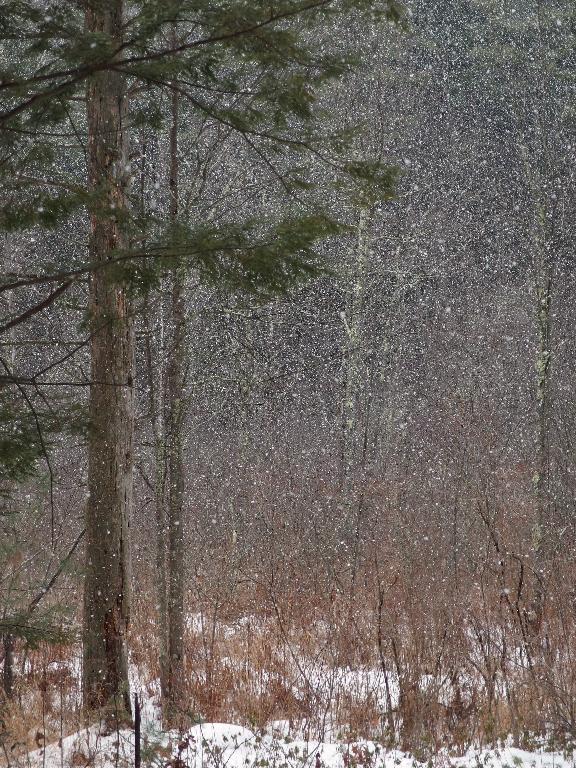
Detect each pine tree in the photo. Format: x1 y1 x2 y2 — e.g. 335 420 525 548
0 0 401 718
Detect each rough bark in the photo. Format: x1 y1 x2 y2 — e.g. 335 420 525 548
82 0 133 719
165 276 186 724
164 85 187 726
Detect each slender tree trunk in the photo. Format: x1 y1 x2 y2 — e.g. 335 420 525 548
3 633 14 700
82 0 133 719
375 571 396 741
155 402 170 705
530 199 551 637
518 9 553 633
341 207 370 492
164 84 187 726
140 136 170 705
143 300 169 703
341 207 371 617
527 0 554 639
165 285 185 723
2 241 16 703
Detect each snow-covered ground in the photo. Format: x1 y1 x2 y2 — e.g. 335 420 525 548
15 721 576 768
6 638 573 768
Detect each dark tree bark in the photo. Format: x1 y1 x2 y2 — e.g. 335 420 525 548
82 0 133 719
164 83 187 727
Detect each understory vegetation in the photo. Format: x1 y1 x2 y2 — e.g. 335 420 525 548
4 530 576 758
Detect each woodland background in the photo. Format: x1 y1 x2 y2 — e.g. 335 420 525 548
1 0 575 760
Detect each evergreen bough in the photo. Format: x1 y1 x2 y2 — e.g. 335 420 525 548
0 0 402 494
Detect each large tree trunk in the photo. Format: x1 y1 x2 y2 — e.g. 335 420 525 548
164 272 186 725
82 0 133 720
164 85 187 726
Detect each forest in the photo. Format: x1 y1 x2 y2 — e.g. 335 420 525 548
0 1 575 767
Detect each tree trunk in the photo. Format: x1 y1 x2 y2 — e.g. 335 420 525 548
340 207 371 621
518 98 552 639
341 207 370 492
164 85 187 726
2 242 16 703
530 199 551 638
82 0 133 720
165 276 186 724
3 633 14 700
143 298 169 706
526 0 554 640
